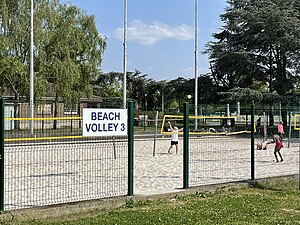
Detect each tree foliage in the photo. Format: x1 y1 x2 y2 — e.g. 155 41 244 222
206 0 300 99
0 0 106 105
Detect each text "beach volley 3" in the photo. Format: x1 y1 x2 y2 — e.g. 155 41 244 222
82 109 127 137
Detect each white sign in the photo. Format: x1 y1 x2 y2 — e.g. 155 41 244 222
82 108 127 136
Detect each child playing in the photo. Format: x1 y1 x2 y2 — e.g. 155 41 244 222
268 131 284 163
167 121 183 154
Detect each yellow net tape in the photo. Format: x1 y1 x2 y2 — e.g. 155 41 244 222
161 114 251 135
5 116 82 121
294 114 300 131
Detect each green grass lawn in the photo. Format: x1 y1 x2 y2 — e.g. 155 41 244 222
2 178 300 225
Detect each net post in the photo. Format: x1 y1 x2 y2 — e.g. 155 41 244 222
183 102 189 189
127 101 134 196
0 97 4 210
251 103 255 181
288 111 292 148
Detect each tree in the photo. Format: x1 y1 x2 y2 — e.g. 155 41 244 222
198 74 220 104
0 1 106 129
126 70 150 110
0 0 36 127
206 0 300 125
40 3 106 128
92 72 123 98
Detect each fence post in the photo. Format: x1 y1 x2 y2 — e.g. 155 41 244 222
128 101 134 196
153 111 158 157
0 98 5 210
251 103 255 181
183 102 189 189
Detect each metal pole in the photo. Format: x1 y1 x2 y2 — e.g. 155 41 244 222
194 0 198 131
237 101 240 116
263 111 267 141
128 101 134 196
288 111 291 148
279 101 282 121
144 94 147 132
251 103 255 181
183 102 189 189
227 103 230 117
122 0 127 109
0 98 5 210
153 111 158 157
30 0 34 135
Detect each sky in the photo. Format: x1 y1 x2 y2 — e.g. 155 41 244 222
61 0 227 81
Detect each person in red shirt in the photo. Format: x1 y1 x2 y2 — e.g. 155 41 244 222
268 131 283 162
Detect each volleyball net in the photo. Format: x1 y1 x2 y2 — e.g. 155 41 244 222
160 114 252 135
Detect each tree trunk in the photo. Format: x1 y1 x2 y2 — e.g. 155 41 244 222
281 102 287 129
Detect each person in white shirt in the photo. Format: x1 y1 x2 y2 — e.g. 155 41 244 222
167 121 183 154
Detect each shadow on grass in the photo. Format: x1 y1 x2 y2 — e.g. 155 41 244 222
248 177 299 191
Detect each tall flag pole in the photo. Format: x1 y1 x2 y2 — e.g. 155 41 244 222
123 0 127 109
194 0 198 130
30 0 34 134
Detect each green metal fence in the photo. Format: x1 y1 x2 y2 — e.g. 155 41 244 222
185 102 300 188
254 105 299 179
0 98 299 211
0 98 134 210
187 103 252 187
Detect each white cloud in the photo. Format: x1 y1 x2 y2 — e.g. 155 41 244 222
180 67 194 74
113 19 194 45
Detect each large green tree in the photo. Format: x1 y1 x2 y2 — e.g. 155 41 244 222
92 72 123 98
207 0 300 94
0 0 106 110
206 0 300 125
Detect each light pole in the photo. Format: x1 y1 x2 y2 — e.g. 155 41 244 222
123 0 127 109
30 0 34 135
194 0 198 131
